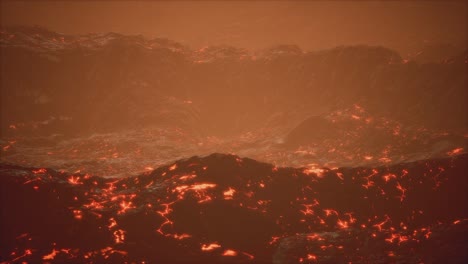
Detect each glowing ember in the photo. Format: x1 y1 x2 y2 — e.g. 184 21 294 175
9 249 33 262
222 249 238 256
324 209 338 216
382 173 397 182
113 229 126 244
68 176 83 185
32 168 47 174
173 233 191 240
337 219 349 229
223 187 236 200
179 174 197 181
118 201 135 214
395 182 407 202
108 218 117 229
73 210 83 220
447 147 464 156
42 249 59 260
303 165 325 177
156 202 175 235
269 236 280 245
201 243 221 251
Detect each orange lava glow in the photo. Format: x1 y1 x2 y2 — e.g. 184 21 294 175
222 249 238 256
447 147 464 156
201 243 221 251
169 164 177 171
68 176 83 185
223 187 236 200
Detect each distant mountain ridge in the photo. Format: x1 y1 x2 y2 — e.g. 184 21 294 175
1 26 466 138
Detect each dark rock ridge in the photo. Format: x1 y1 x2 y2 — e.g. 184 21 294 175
1 153 467 263
1 26 466 137
280 105 467 165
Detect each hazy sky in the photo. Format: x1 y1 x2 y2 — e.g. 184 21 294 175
1 1 466 53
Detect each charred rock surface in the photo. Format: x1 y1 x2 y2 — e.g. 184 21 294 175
1 153 467 263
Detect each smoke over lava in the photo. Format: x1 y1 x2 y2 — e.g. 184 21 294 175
1 1 467 264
